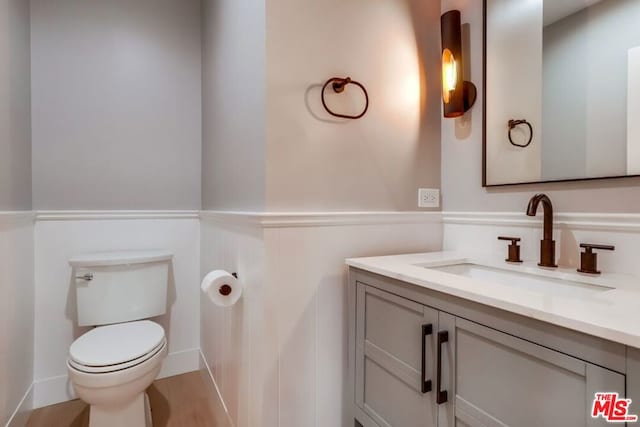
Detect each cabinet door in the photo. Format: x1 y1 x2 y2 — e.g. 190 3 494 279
355 284 438 427
436 316 626 427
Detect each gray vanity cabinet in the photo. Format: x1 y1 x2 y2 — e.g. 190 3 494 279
442 315 624 427
355 284 438 427
350 272 627 427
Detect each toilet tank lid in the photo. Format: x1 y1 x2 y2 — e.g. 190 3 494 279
69 250 173 268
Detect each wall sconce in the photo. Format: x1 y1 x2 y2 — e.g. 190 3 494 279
441 10 477 118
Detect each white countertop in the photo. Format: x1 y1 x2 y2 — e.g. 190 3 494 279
346 252 640 349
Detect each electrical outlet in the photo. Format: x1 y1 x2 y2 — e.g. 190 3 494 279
418 188 440 208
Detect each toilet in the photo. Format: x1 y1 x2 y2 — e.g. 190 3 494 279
67 250 173 427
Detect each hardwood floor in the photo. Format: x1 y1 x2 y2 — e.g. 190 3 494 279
27 370 228 427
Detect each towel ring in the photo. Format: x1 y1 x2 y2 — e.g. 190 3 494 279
508 119 533 148
321 77 369 120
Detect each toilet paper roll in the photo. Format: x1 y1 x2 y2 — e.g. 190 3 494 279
201 270 243 307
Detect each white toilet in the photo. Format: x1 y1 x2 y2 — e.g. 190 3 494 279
67 250 173 427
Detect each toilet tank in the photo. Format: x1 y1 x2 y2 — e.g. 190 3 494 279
69 250 173 327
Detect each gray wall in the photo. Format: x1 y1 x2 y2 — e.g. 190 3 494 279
442 0 640 213
542 0 640 180
31 0 202 210
0 0 31 211
542 11 588 180
201 0 266 211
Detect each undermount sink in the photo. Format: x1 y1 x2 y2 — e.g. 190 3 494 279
428 263 614 297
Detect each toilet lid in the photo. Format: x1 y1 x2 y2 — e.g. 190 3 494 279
69 320 165 367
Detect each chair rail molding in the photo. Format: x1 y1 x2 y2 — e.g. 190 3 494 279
36 210 200 221
199 211 443 228
443 212 640 233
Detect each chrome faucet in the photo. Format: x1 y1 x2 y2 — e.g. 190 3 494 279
526 194 557 268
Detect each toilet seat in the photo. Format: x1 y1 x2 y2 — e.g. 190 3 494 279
69 339 166 374
69 320 166 374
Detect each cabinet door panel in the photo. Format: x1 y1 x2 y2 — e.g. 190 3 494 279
356 284 438 426
360 284 426 369
363 357 428 427
440 317 625 427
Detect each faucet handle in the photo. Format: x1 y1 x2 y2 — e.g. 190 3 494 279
498 236 523 263
577 243 615 275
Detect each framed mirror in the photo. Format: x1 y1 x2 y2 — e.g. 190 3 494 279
483 0 640 186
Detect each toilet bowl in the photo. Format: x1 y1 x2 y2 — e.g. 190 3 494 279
67 320 167 427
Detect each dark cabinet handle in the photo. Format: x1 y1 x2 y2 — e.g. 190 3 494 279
436 331 449 404
421 324 433 393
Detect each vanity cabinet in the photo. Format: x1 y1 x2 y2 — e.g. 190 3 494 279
349 269 628 427
355 284 438 427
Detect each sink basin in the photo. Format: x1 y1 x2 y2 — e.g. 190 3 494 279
428 263 614 297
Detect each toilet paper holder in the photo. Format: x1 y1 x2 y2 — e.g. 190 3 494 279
219 272 238 296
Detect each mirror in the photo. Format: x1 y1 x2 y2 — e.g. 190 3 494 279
483 0 640 186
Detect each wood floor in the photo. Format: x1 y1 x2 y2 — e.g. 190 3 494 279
27 370 228 427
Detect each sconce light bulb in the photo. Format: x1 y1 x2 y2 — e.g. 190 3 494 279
442 49 457 104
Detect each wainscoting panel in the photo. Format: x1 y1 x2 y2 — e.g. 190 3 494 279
33 212 201 408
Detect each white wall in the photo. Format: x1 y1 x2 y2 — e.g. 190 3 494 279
33 213 200 408
265 0 441 211
485 0 542 185
0 0 31 211
199 1 445 426
0 0 34 424
443 212 640 277
30 0 202 210
0 214 34 427
200 217 266 427
441 0 640 213
200 213 442 427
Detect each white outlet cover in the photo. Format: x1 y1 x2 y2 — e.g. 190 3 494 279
418 188 440 208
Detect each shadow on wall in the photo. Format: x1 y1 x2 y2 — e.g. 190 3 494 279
304 83 359 124
456 23 473 140
557 226 579 268
152 262 177 351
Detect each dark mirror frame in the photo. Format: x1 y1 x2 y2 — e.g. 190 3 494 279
481 0 640 188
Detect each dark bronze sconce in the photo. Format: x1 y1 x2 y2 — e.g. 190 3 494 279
441 10 477 118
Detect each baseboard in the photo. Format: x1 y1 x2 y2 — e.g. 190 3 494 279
198 350 234 427
31 373 75 410
4 384 34 427
158 348 201 379
32 348 202 410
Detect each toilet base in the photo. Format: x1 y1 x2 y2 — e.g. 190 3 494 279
89 392 152 427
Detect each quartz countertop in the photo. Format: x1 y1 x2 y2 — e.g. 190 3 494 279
346 252 640 349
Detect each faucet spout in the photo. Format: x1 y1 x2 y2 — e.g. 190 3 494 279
526 194 557 268
526 194 553 241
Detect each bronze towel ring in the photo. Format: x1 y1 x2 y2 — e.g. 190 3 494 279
321 77 369 120
508 119 533 148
